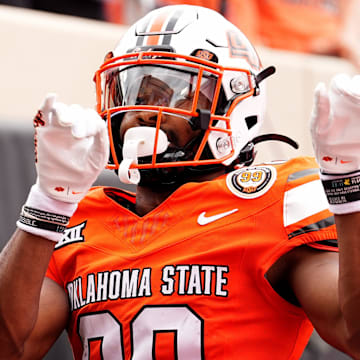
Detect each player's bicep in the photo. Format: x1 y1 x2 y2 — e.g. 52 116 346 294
21 277 69 359
289 247 348 353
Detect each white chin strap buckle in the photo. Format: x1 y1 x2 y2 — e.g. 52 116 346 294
118 127 169 184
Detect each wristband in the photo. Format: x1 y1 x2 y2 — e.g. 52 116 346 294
22 206 70 225
18 215 67 233
16 184 78 242
320 171 360 214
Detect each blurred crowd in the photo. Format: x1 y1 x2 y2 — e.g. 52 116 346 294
1 0 360 70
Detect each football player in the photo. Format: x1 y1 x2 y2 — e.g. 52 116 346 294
1 5 360 360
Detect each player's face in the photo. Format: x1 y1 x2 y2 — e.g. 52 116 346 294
104 65 216 148
119 82 212 148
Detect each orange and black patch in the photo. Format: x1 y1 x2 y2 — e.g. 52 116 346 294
192 49 218 63
226 165 277 199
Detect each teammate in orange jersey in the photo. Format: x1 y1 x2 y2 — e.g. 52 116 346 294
154 0 360 70
229 0 360 67
154 0 345 52
1 5 360 360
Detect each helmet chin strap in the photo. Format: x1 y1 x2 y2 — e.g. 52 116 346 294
118 127 169 184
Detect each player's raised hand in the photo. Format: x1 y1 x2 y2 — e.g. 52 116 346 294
34 93 109 203
17 94 109 241
310 74 360 214
310 74 360 174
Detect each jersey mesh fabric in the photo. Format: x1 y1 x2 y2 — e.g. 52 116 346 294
46 156 337 359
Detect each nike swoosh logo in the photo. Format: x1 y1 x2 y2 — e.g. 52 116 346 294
197 209 238 226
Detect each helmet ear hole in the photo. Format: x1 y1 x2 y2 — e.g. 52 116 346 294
245 116 257 130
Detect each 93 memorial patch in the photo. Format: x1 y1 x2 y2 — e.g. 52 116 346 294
226 166 276 199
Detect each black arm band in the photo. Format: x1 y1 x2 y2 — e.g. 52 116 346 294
321 174 360 205
21 206 70 225
18 215 67 233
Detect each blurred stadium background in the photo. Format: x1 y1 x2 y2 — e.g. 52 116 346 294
0 4 355 359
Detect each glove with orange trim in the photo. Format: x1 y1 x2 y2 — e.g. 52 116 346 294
310 74 360 214
17 94 109 241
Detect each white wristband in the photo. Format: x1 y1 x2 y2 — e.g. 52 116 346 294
16 184 78 242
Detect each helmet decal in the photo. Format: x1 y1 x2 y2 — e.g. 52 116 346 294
192 49 218 63
226 30 262 71
135 7 188 47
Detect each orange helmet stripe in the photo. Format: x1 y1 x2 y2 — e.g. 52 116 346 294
146 9 172 46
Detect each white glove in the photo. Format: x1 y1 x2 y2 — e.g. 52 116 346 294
34 93 109 203
17 94 109 241
310 74 360 214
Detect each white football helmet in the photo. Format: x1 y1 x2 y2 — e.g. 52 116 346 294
94 5 275 184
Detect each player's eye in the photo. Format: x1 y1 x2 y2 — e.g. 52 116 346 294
135 97 146 105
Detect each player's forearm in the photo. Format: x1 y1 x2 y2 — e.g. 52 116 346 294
0 229 55 357
336 212 360 354
309 73 360 357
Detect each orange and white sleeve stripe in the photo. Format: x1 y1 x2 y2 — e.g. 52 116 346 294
283 166 337 251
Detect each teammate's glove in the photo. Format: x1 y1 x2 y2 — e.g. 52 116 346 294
310 74 360 214
17 94 109 241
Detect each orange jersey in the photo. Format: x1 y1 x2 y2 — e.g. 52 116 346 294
156 0 344 53
47 157 337 359
255 0 342 52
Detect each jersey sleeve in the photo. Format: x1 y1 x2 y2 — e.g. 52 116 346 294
46 253 64 286
281 157 338 251
306 239 338 252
